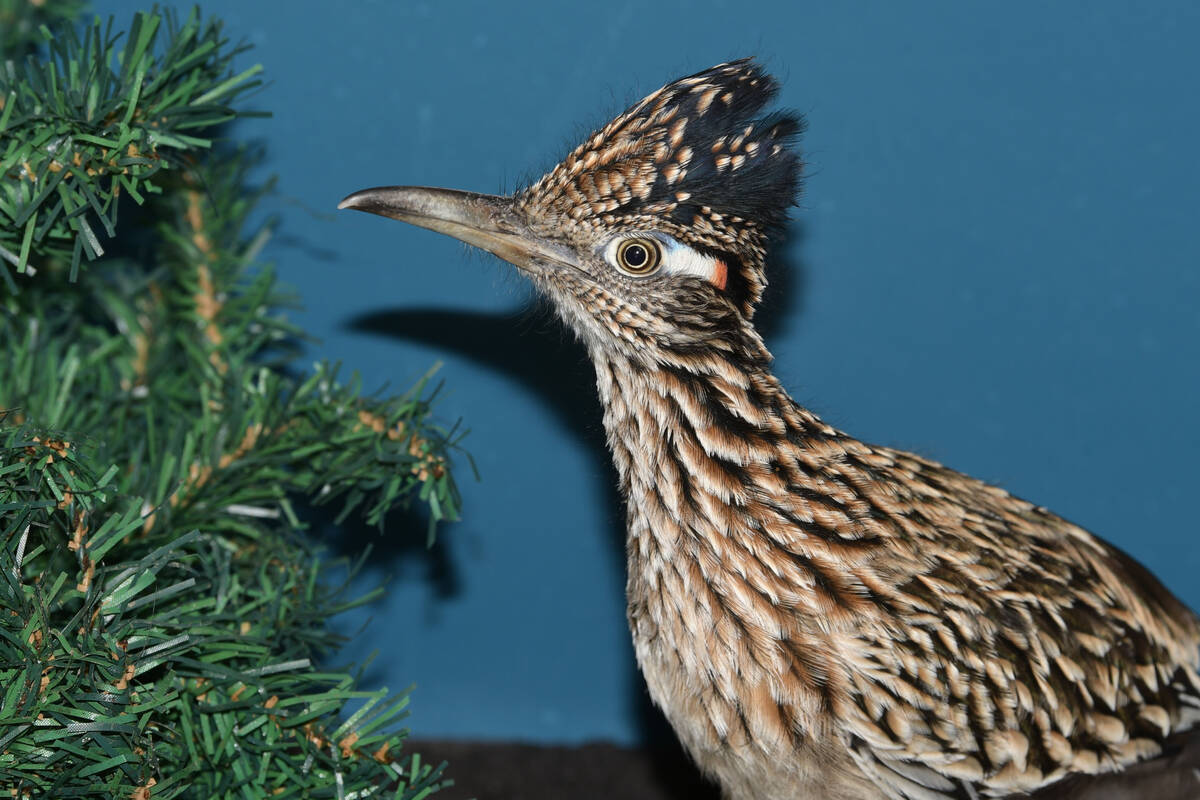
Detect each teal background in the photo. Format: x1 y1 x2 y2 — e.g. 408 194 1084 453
98 1 1199 745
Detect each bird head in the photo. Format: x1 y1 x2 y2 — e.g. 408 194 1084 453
340 59 803 364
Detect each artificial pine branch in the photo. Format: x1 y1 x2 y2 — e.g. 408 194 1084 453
0 6 263 279
1 7 464 798
0 431 451 799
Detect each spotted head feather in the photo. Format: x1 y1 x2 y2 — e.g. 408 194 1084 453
519 58 804 318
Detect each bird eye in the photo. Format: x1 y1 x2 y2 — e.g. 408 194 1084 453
614 238 662 276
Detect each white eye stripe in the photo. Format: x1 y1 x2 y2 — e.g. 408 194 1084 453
661 243 721 281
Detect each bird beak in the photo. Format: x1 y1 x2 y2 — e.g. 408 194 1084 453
338 186 575 274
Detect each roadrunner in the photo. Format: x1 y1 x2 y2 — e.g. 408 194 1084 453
340 60 1200 799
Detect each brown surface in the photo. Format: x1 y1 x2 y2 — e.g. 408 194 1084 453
412 730 1200 799
411 738 721 800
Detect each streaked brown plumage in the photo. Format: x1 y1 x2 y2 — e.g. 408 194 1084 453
340 60 1200 799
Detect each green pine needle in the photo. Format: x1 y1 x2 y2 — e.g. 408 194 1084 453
0 6 263 279
0 6 464 799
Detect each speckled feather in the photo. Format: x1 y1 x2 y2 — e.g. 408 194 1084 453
345 59 1200 800
517 61 1200 799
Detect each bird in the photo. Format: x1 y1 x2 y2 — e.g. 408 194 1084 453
339 60 1200 800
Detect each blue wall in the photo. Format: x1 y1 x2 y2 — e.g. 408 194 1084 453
98 1 1199 745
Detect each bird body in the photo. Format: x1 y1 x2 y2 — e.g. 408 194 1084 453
341 60 1200 799
597 331 1200 799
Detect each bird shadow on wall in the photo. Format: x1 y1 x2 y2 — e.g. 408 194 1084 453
345 222 808 796
303 498 461 601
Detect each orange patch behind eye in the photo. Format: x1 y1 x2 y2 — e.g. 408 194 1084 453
711 259 728 290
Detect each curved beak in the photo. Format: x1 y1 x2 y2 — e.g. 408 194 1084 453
338 186 575 274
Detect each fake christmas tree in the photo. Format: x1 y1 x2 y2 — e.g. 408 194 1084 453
1 6 462 797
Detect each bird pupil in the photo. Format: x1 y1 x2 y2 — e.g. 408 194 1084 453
625 245 647 267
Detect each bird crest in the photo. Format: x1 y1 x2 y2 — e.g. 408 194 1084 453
519 59 804 318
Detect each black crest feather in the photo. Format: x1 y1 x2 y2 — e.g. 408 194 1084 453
642 60 805 234
523 59 805 317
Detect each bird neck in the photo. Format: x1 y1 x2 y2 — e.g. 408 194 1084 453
587 333 883 596
588 336 884 744
590 336 841 515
